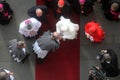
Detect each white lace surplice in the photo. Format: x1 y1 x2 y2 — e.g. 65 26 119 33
33 41 48 59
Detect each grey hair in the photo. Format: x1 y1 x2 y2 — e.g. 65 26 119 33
17 41 25 47
26 22 33 30
103 53 111 61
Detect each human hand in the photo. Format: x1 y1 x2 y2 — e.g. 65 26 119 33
118 15 120 19
8 72 14 75
8 15 11 19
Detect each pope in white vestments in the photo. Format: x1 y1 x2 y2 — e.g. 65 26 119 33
56 16 79 40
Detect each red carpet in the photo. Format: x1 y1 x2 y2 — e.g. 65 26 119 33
36 1 80 80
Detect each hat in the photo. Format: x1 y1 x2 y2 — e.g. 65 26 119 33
79 0 86 4
25 20 33 30
0 71 7 80
0 3 3 9
111 2 119 11
89 26 97 33
58 0 65 6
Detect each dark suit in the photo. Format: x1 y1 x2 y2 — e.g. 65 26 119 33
80 0 94 15
88 75 95 80
68 0 81 14
28 5 48 22
9 39 28 63
101 0 109 10
100 49 120 77
0 1 13 25
33 30 60 63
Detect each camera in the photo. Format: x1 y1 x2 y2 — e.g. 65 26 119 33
90 66 108 80
96 53 104 61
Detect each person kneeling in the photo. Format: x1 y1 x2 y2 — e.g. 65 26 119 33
33 30 63 64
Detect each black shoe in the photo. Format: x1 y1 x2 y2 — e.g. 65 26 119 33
37 58 44 64
21 54 30 63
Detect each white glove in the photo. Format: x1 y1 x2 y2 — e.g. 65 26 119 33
118 15 120 19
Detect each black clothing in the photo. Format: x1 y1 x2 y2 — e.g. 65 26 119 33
88 66 108 80
28 5 48 22
71 0 81 15
102 0 120 20
100 49 120 77
82 0 94 15
101 0 109 10
88 75 95 80
0 1 13 25
46 0 72 19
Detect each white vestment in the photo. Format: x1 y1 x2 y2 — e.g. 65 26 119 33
56 16 79 40
19 18 41 37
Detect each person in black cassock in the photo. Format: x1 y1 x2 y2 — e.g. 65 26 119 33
97 49 120 77
101 0 120 21
45 0 72 19
79 0 95 16
0 0 13 25
28 5 48 22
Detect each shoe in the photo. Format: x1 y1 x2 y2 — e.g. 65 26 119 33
21 54 30 63
37 58 44 64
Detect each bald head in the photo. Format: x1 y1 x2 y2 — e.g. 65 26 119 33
111 2 119 11
0 71 7 80
36 8 43 17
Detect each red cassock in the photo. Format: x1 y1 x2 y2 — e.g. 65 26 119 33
84 21 105 42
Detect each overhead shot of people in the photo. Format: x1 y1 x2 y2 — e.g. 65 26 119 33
0 0 120 80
